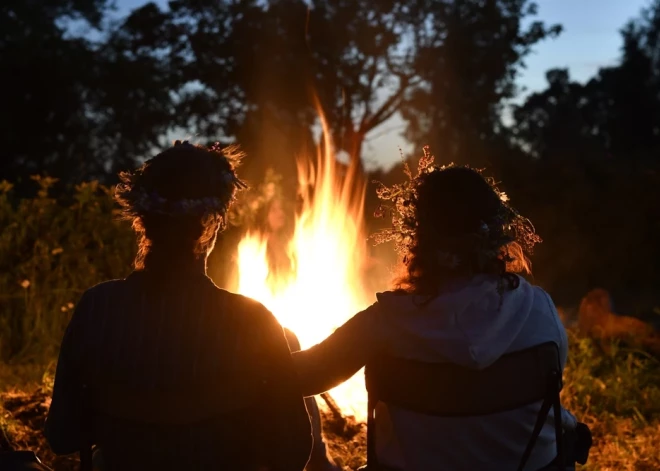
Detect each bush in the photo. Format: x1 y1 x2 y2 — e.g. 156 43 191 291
563 331 660 422
0 177 135 362
562 331 660 470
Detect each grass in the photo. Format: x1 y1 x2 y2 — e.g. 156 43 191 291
1 329 659 470
0 178 134 363
560 332 660 470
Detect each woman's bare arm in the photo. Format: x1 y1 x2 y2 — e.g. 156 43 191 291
292 303 381 396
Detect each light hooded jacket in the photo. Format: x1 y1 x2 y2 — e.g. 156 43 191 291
293 275 576 471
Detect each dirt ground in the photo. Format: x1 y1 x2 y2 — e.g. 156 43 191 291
0 387 78 470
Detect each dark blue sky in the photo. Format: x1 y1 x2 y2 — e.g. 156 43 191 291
115 0 649 168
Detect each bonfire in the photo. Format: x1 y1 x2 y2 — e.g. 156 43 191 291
235 113 374 422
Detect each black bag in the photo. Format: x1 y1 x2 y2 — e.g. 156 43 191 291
523 422 593 471
562 422 593 466
0 451 53 471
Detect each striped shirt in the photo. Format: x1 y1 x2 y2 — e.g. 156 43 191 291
45 269 312 471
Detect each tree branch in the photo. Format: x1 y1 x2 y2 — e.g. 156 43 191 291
361 73 419 133
359 57 379 129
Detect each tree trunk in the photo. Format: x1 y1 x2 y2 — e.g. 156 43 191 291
344 128 366 188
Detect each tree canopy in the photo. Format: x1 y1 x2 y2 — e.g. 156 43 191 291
2 0 659 311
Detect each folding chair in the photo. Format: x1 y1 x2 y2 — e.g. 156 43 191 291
364 341 566 471
78 373 269 471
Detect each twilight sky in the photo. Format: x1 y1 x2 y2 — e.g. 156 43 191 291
115 0 650 168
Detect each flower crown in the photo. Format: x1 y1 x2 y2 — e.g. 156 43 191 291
118 140 247 218
371 146 541 269
132 189 235 216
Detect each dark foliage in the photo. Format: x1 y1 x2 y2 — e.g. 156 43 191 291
1 0 658 311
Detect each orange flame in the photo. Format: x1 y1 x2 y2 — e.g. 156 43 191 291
235 112 371 420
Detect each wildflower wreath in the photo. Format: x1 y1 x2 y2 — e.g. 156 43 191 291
370 146 542 272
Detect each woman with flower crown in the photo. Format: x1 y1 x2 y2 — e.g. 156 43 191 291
293 150 588 471
44 141 313 471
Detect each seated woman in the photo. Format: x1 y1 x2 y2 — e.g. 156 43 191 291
293 162 581 471
44 141 312 471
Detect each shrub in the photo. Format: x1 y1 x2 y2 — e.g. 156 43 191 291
562 331 660 470
0 177 135 362
563 331 660 423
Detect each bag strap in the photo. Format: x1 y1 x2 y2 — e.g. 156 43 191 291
517 370 564 471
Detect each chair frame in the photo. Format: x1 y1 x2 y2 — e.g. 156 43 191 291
364 341 565 471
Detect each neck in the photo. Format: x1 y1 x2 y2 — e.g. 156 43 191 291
143 251 208 276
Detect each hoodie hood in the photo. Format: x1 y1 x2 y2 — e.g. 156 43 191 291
376 275 536 369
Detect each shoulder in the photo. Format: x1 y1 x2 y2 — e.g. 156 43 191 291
210 287 280 329
510 276 556 311
60 279 125 339
216 292 293 352
376 289 408 298
522 281 563 330
374 290 406 308
72 278 129 315
81 278 126 299
530 284 559 316
528 283 569 356
215 288 272 317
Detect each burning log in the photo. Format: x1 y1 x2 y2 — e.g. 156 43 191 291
320 392 345 424
319 392 364 441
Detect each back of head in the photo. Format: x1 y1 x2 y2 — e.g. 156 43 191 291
373 149 541 296
115 141 246 270
415 166 503 240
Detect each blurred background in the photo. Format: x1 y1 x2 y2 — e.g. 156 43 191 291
2 0 660 361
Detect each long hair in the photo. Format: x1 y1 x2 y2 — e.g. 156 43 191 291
114 141 245 270
373 151 540 297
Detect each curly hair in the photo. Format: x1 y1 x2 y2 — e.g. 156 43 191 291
372 147 541 297
114 141 246 270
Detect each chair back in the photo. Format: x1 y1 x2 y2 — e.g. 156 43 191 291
364 341 565 471
79 374 265 471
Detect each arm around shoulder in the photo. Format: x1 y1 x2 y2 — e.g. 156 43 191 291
292 302 382 397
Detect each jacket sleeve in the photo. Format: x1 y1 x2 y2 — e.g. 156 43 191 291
45 291 91 455
292 302 381 397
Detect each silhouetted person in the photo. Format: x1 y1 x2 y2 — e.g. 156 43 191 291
45 141 312 470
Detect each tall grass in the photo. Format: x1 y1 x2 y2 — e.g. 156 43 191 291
561 332 660 470
563 332 660 422
0 177 134 362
